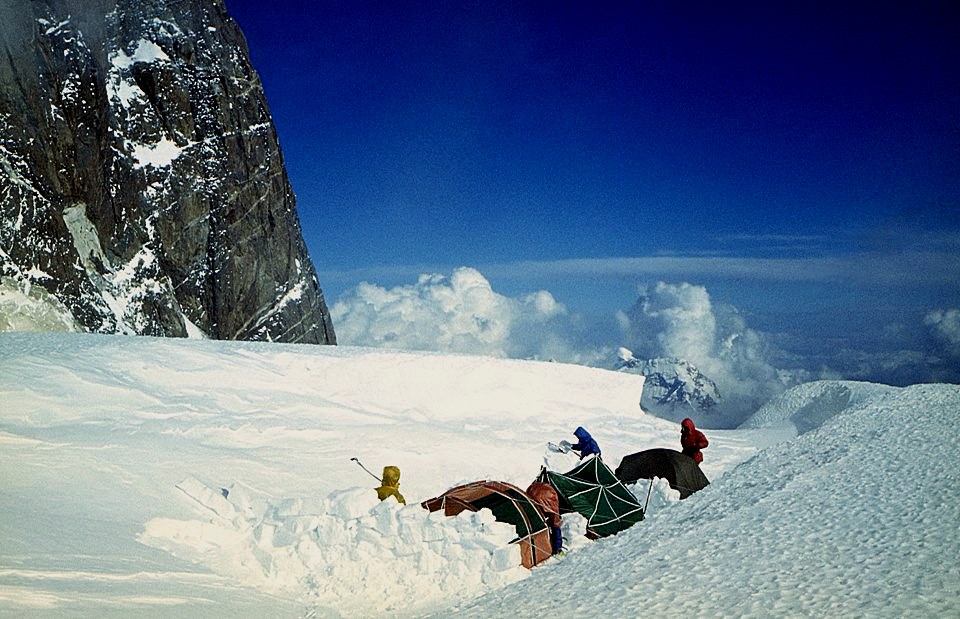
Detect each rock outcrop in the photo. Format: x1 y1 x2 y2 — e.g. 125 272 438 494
0 0 335 343
614 348 720 420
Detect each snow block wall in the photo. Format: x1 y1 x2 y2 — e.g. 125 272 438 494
141 478 529 616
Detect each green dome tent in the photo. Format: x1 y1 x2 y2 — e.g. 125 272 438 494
539 455 645 539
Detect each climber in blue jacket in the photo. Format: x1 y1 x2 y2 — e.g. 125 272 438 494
571 426 601 459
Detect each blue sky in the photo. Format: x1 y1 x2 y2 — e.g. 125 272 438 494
224 1 959 390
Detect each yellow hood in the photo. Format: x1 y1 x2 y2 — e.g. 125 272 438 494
380 465 401 488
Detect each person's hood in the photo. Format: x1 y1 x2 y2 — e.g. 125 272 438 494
380 465 401 488
681 418 696 431
574 426 591 441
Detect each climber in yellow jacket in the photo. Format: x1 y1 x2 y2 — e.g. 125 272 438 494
375 465 406 504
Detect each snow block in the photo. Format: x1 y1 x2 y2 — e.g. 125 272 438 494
491 544 521 572
176 476 240 521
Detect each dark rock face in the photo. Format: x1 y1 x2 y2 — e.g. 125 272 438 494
0 0 336 343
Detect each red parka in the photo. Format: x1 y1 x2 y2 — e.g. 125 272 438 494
680 418 709 464
526 482 562 528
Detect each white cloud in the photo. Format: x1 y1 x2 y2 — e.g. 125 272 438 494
617 282 791 423
330 270 956 423
618 282 716 362
332 273 802 423
925 308 960 357
330 267 572 360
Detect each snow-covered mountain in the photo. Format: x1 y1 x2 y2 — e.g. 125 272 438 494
1 332 957 617
0 0 335 343
614 347 721 422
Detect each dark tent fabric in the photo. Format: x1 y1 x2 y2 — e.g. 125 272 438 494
614 448 710 499
539 456 644 539
421 481 553 568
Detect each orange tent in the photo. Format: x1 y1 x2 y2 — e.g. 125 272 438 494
422 480 553 568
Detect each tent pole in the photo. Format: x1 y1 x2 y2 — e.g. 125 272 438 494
643 478 654 513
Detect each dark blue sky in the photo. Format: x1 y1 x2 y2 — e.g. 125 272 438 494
224 0 959 383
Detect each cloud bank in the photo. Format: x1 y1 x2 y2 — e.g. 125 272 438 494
331 269 802 425
331 267 956 426
615 282 793 423
330 267 580 361
925 308 960 357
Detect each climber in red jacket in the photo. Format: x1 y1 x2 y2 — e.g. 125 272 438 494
680 418 709 464
526 481 563 555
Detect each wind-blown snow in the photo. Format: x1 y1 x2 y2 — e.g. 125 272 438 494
740 380 899 435
0 333 957 617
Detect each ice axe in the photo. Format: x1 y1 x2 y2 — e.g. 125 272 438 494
350 457 381 482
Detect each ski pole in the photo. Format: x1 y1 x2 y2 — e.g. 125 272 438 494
350 457 381 482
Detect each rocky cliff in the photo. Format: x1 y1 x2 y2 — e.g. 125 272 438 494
0 0 335 343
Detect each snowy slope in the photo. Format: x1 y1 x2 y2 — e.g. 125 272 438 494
741 380 900 435
1 333 957 617
457 383 960 617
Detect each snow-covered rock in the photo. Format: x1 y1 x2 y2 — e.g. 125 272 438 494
615 347 721 422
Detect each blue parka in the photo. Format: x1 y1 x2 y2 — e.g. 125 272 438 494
571 426 601 459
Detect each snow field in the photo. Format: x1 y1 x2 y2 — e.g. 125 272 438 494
0 333 674 616
1 332 957 617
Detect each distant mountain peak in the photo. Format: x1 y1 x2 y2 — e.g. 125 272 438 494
614 348 720 419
